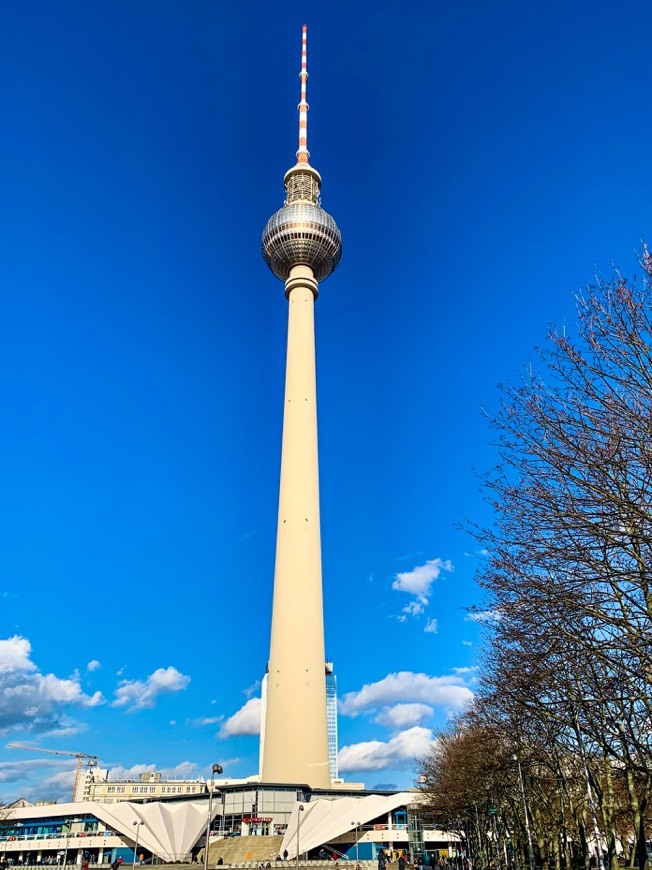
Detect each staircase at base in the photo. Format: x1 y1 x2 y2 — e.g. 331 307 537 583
208 835 285 866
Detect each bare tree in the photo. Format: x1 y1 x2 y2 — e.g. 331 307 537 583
472 251 652 870
419 252 652 870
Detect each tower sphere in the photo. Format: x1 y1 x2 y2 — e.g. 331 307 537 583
262 200 342 284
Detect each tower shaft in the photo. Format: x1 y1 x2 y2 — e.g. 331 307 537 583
261 25 341 788
262 264 330 787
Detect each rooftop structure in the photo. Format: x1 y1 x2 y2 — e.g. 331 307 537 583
79 769 207 804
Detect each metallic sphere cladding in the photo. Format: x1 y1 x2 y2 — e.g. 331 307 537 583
262 201 342 284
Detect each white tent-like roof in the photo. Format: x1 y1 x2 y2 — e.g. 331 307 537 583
281 793 417 859
91 800 211 863
6 800 213 864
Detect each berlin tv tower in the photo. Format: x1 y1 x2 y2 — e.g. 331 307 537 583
261 26 342 787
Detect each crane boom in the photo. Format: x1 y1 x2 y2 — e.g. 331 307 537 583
8 744 99 801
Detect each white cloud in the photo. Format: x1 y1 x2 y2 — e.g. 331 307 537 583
424 618 438 634
219 698 261 737
107 763 156 780
462 640 473 647
190 716 223 727
392 559 453 624
40 767 76 794
374 703 434 729
112 666 190 712
339 671 473 717
243 680 261 699
160 761 199 779
0 758 77 804
0 758 67 784
209 757 241 772
402 601 425 617
0 636 105 735
37 673 102 705
464 609 502 623
338 726 434 772
0 636 36 674
40 721 87 739
392 558 453 604
86 660 101 672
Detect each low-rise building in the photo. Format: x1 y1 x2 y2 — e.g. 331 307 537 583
76 770 208 805
0 788 460 866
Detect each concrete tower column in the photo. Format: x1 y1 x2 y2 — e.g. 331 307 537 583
262 264 330 786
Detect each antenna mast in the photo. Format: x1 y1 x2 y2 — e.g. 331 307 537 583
297 25 309 164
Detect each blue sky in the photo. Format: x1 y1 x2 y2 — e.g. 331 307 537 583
0 0 650 800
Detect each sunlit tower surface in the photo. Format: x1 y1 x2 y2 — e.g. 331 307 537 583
261 25 342 788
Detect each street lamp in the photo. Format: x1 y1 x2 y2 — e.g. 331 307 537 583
204 764 223 870
15 823 23 867
472 804 485 870
62 820 71 867
296 805 305 870
511 755 535 870
351 822 361 870
132 821 144 869
485 787 501 870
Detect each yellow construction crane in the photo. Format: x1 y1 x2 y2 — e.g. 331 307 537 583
8 744 99 802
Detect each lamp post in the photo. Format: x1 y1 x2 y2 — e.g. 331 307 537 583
63 820 71 867
485 788 501 870
296 805 305 870
132 821 143 869
473 804 485 870
16 823 23 867
511 755 535 870
203 764 223 870
351 822 360 870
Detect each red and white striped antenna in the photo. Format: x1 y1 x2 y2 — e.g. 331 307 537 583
297 25 310 164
